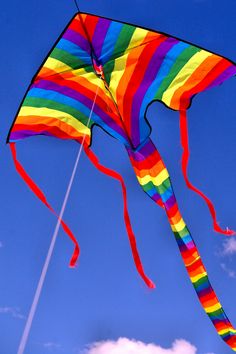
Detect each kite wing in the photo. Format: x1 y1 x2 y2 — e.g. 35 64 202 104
7 12 236 351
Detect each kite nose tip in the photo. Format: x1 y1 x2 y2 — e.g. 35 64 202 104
92 58 104 78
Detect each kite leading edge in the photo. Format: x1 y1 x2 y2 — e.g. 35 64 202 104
7 11 236 351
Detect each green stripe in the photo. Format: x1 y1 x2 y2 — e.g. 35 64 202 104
155 46 201 100
104 25 136 85
207 308 224 317
50 48 92 73
174 226 191 239
23 97 93 127
192 274 208 288
142 177 171 194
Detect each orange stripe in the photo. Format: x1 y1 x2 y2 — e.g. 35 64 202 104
122 35 167 137
170 55 222 108
116 32 157 119
180 59 232 109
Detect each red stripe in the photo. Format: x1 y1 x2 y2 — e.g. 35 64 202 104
180 59 232 109
179 109 235 236
198 288 216 302
186 257 205 273
84 14 100 39
46 75 124 131
68 17 88 39
10 143 80 267
84 145 155 289
129 149 161 169
12 122 89 143
122 37 167 137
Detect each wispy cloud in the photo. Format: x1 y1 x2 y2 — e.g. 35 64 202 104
222 238 236 256
83 338 200 354
221 263 236 279
42 342 62 351
0 241 3 248
0 307 25 319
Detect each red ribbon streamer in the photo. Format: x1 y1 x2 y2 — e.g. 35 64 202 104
84 145 155 289
179 110 235 236
10 142 80 267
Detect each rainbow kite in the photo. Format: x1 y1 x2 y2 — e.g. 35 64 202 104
7 12 236 351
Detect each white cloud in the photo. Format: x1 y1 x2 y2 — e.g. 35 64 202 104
221 263 236 279
0 307 25 319
222 238 236 256
83 338 198 354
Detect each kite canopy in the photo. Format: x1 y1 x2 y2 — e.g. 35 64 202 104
8 13 236 148
8 12 236 351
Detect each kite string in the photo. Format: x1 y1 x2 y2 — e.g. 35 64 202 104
73 0 80 12
16 85 99 354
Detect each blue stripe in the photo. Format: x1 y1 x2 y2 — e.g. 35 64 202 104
100 22 124 63
56 39 91 65
139 41 190 120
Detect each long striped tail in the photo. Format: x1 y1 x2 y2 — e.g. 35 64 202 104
127 138 236 351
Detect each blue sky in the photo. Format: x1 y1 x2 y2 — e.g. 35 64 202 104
1 0 236 353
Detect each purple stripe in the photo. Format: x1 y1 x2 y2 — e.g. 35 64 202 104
127 139 156 160
165 195 176 210
197 287 213 298
206 64 236 90
30 80 127 141
212 318 232 327
9 130 55 141
92 18 111 60
179 241 195 252
152 193 162 203
131 38 179 146
62 29 91 54
139 139 157 156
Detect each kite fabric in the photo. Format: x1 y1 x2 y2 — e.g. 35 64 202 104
7 12 236 351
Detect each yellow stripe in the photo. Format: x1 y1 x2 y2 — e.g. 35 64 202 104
162 50 212 107
219 328 236 336
137 168 169 187
190 272 207 283
42 57 72 74
205 302 222 313
171 218 186 233
127 28 150 51
17 107 90 135
109 28 150 102
109 53 130 98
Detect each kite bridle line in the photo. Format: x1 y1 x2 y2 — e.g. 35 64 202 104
73 0 136 149
16 85 100 354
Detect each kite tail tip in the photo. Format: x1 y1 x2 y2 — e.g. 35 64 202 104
225 229 236 236
214 223 236 236
148 281 156 290
69 245 80 268
144 276 156 289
